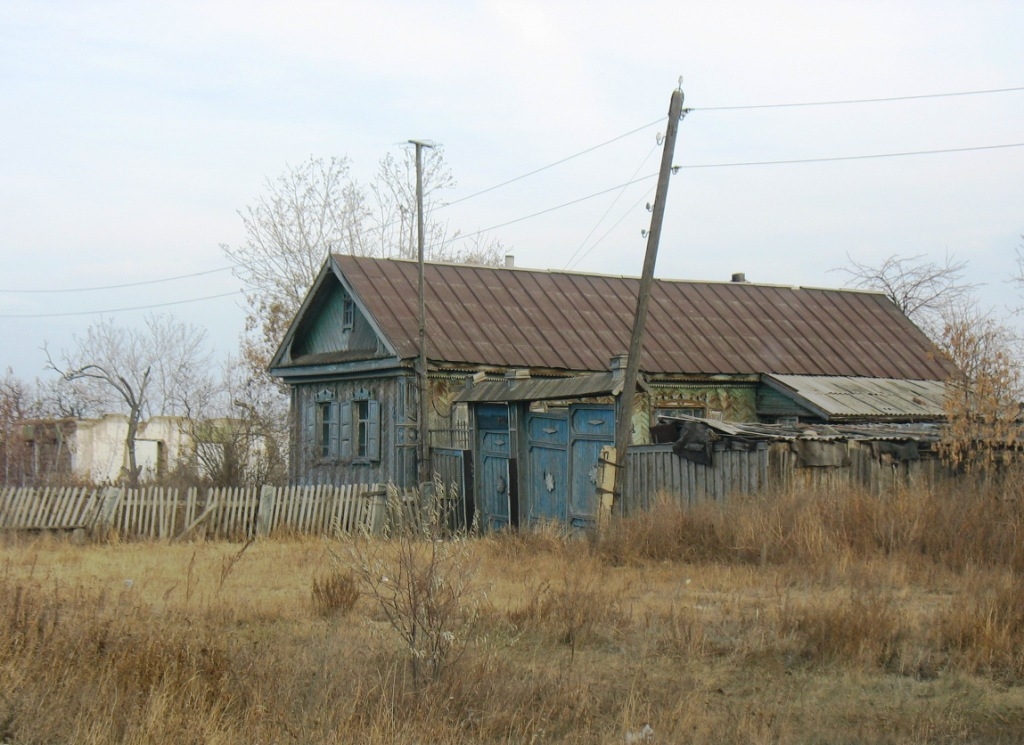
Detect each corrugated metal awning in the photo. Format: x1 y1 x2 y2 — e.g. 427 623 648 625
455 371 637 403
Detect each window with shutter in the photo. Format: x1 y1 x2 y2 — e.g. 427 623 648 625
340 395 382 463
318 401 336 459
339 401 353 459
366 400 381 461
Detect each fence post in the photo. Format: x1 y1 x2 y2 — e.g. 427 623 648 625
369 487 387 534
256 485 277 537
596 445 618 531
93 487 123 539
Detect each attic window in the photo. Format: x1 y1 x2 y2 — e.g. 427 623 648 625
342 298 355 331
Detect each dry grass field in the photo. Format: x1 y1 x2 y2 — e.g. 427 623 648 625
3 479 1024 744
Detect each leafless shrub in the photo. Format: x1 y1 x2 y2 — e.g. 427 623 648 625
311 569 359 618
346 480 479 685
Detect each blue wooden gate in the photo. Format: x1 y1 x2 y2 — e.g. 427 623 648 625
525 405 614 529
568 406 615 529
526 411 569 525
476 404 513 531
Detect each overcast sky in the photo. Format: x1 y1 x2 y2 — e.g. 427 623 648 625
2 1 1022 379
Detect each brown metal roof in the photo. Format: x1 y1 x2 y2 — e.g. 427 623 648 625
331 254 952 380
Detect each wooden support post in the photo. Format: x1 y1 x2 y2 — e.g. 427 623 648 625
410 138 436 486
612 85 685 510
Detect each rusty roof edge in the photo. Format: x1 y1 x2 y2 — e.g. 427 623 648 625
332 254 890 294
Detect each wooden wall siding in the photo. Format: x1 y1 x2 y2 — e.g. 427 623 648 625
768 441 949 494
622 444 769 514
649 384 759 426
624 440 952 515
293 283 379 357
756 386 813 419
293 377 417 488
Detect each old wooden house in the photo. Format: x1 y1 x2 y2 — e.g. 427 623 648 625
270 254 951 527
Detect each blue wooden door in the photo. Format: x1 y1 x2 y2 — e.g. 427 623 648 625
568 406 615 529
526 411 569 524
476 405 511 531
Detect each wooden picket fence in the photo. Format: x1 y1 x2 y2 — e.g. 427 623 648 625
260 484 382 536
0 484 389 541
0 486 104 534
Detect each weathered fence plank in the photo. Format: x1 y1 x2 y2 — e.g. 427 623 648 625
2 482 388 540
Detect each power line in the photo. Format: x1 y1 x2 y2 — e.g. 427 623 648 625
691 85 1024 112
440 139 1024 251
440 86 1023 211
675 141 1024 169
566 186 657 271
442 174 660 246
438 117 664 209
563 142 660 270
0 290 242 319
0 266 233 294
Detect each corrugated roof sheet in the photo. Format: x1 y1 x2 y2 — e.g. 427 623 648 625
323 255 951 380
657 415 943 443
764 375 946 420
455 371 629 403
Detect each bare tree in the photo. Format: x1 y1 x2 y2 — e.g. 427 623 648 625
223 156 373 371
222 148 507 478
938 300 1023 470
176 357 288 487
224 148 507 372
1011 238 1024 310
371 147 506 265
1 369 39 485
370 146 455 261
835 253 977 340
45 314 211 487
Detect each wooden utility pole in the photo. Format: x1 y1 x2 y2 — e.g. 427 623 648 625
410 139 434 485
611 86 685 509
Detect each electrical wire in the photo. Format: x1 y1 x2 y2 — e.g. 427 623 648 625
438 139 1024 252
675 142 1024 169
438 86 1023 209
0 267 233 294
437 173 661 248
0 290 242 319
563 142 660 270
566 186 657 271
437 117 664 210
690 85 1024 112
8 83 1020 305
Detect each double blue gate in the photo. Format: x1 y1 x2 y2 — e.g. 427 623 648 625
475 403 614 531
